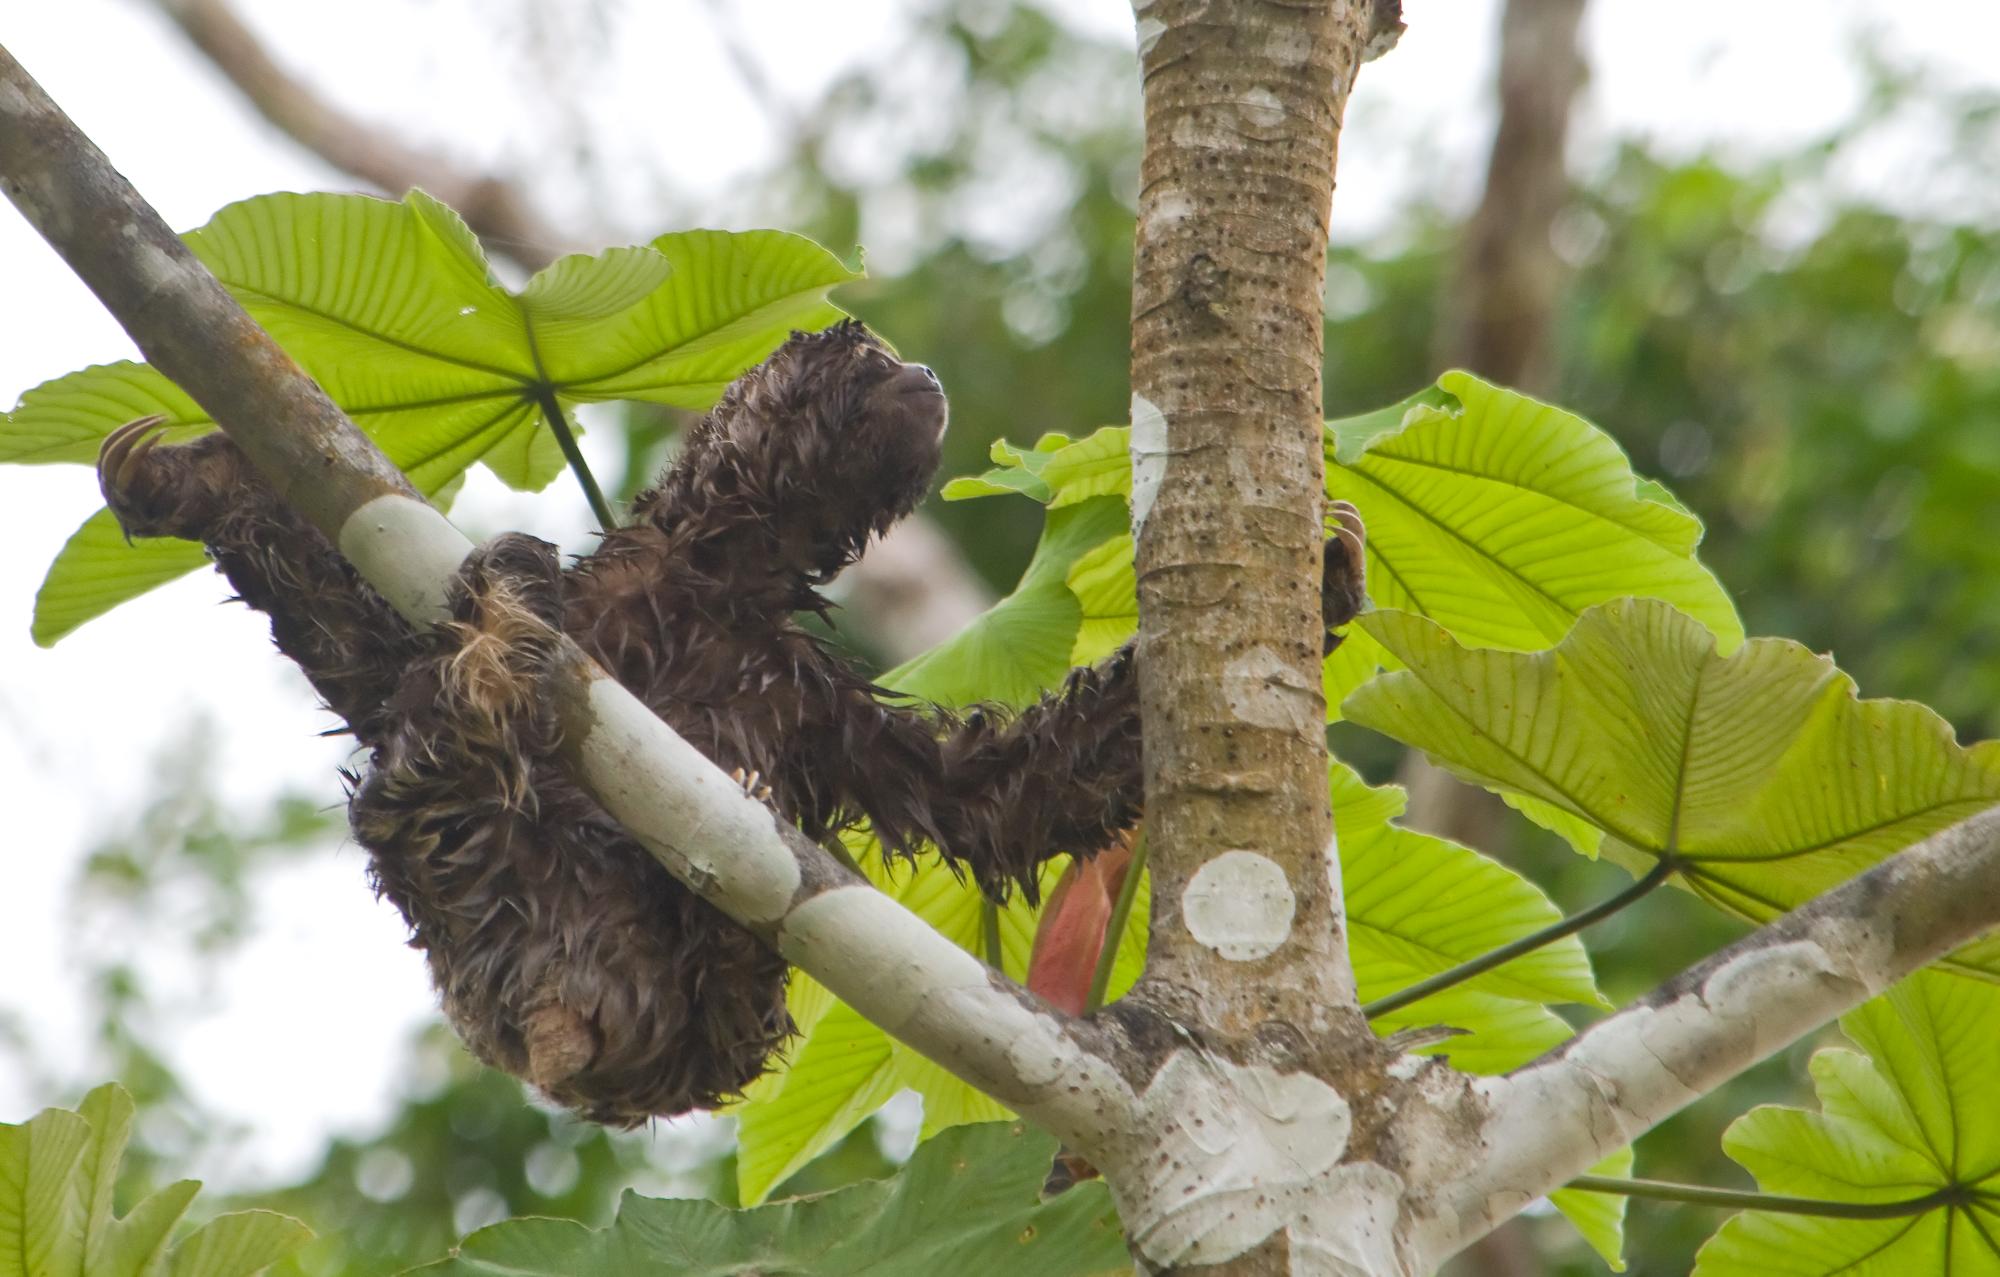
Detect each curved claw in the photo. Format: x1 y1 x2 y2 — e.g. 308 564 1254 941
1321 499 1369 648
98 415 178 542
1330 499 1366 549
100 415 170 491
730 767 775 806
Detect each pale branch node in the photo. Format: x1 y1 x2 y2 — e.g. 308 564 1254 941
12 27 2000 1277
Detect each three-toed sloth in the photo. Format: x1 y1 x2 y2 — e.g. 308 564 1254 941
99 321 1367 1125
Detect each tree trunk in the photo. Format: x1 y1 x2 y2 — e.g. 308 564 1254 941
1400 0 1589 855
1128 0 1389 1043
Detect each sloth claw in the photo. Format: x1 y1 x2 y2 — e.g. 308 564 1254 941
730 767 775 806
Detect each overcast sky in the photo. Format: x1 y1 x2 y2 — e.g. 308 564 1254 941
3 0 1996 1187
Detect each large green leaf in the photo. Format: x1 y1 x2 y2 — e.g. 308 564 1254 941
1552 1149 1636 1275
404 1121 1127 1277
0 1085 309 1277
1338 762 1603 1014
1693 971 2000 1276
880 495 1128 708
1345 600 2000 978
3 190 858 643
1331 371 1741 652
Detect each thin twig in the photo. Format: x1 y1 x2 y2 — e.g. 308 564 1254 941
533 388 616 531
1363 857 1674 1020
1565 1174 1974 1221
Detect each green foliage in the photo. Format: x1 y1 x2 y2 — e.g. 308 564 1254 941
401 1121 1126 1277
13 13 2000 1272
1338 762 1600 1057
1346 600 2000 978
1561 143 2000 740
1 190 858 644
0 1085 308 1277
951 373 1741 715
1693 972 2000 1275
743 373 1750 1262
255 1030 656 1277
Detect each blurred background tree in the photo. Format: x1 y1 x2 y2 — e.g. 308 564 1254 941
9 1 2000 1273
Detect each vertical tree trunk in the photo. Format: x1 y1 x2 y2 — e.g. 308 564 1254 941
1127 0 1395 1055
1440 0 1589 389
1401 0 1589 858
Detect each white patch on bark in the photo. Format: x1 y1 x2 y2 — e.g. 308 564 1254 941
1324 827 1345 907
1256 26 1314 65
1142 190 1194 241
1129 393 1168 535
1285 1168 1409 1276
576 677 802 926
338 493 473 623
1406 922 1897 1268
1223 645 1320 734
126 231 205 298
1171 112 1248 153
1386 1054 1428 1082
1109 1051 1409 1271
1239 86 1286 130
1134 15 1166 57
1182 850 1296 960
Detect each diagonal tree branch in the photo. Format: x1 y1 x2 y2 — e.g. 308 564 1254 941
1396 805 2000 1271
0 39 1129 1156
151 0 575 270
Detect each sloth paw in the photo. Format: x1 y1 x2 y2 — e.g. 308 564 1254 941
98 417 248 542
730 767 776 807
1323 500 1369 652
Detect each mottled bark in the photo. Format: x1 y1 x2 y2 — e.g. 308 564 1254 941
1127 0 1396 1044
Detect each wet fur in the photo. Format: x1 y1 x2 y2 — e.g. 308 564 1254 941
99 321 1366 1124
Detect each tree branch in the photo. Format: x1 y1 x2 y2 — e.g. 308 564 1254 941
150 0 575 271
0 39 1134 1157
1398 805 2000 1270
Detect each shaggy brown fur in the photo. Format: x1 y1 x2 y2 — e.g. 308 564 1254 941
98 321 1367 1125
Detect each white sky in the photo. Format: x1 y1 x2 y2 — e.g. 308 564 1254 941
2 0 1997 1188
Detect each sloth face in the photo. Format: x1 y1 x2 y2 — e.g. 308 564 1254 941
700 320 952 585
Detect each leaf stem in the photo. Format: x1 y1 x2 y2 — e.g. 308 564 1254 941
1564 1174 1972 1220
981 899 1004 971
1086 831 1148 1014
1362 856 1674 1020
534 387 616 531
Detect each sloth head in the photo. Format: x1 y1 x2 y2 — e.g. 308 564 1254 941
686 320 950 588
